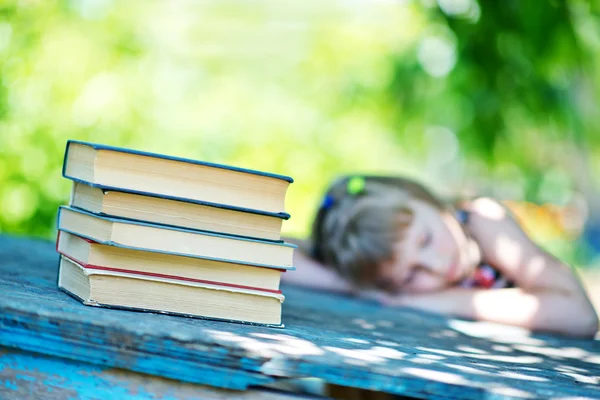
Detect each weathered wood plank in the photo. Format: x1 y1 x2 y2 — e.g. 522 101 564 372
1 235 599 399
0 347 327 400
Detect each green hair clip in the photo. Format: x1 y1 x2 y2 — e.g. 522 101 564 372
347 176 365 196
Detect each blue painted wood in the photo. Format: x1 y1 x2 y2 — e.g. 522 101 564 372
0 347 325 399
1 235 599 399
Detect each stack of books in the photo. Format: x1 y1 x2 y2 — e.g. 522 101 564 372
56 140 295 327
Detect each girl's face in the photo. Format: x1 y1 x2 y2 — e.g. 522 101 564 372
375 200 478 294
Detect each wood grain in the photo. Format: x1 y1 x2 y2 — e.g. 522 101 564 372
0 347 325 400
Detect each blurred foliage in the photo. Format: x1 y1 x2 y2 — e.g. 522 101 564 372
1 0 600 265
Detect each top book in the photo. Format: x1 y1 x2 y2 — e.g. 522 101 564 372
62 141 294 215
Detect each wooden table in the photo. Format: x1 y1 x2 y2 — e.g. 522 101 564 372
1 235 599 399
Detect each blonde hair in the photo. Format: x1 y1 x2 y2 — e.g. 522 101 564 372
311 176 446 287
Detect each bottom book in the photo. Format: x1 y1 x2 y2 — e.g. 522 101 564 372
58 256 285 327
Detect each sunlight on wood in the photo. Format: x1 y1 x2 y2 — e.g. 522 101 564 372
456 345 488 355
512 345 590 359
556 365 587 372
206 330 326 357
342 338 370 345
448 319 546 345
520 367 541 372
497 371 548 382
323 345 408 364
411 358 438 365
440 329 459 337
343 359 371 367
323 347 385 363
557 372 599 384
369 346 407 360
376 320 394 328
402 367 469 385
491 345 513 353
586 356 600 365
446 363 492 376
416 347 462 357
375 340 399 347
467 354 543 364
250 333 293 340
418 344 544 364
489 386 535 399
473 363 498 369
449 319 529 338
418 354 445 361
429 329 458 339
351 318 376 330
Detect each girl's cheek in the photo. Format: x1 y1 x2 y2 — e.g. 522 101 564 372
433 219 454 254
442 213 467 247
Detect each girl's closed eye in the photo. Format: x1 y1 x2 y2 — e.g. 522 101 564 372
420 231 433 249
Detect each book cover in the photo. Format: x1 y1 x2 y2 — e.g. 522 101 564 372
58 257 285 328
57 206 296 270
60 252 284 295
56 231 286 292
62 140 293 215
63 140 294 183
67 179 291 220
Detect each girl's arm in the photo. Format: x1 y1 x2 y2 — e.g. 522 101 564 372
281 237 356 294
373 287 598 338
368 198 598 338
465 198 598 336
463 197 585 294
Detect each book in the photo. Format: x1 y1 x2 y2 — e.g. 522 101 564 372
62 140 293 215
57 206 296 268
58 256 284 326
70 182 287 241
57 231 287 293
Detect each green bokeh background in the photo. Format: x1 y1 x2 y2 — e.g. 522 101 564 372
2 0 600 267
